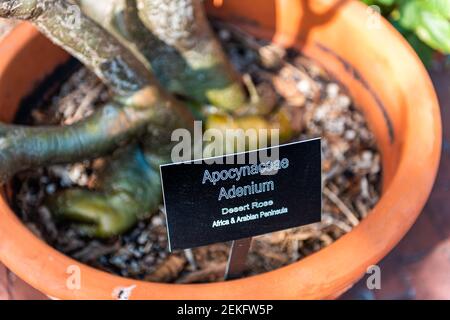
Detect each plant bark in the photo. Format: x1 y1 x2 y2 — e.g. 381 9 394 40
0 0 194 185
136 0 246 110
0 87 193 184
47 145 162 237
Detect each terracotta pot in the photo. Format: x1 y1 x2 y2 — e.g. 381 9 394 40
0 0 441 299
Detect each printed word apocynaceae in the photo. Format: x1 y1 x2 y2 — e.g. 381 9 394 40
202 158 289 186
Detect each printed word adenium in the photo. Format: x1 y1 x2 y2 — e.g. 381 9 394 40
201 158 289 202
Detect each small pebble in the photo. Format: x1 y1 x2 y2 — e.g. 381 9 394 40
326 83 340 99
297 80 311 95
345 130 357 140
218 29 231 40
45 183 56 194
337 95 352 109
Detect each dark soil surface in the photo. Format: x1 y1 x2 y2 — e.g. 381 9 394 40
10 22 381 283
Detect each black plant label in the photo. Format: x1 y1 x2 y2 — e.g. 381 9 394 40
160 138 322 250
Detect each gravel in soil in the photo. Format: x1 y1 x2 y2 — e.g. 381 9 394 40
10 22 381 283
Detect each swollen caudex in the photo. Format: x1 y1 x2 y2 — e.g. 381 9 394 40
202 158 289 186
138 0 196 48
0 0 293 237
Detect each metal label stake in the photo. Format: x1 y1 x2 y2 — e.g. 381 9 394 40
224 237 252 280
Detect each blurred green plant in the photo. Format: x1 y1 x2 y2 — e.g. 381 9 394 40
362 0 450 65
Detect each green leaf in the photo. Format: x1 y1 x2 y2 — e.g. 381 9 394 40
428 0 450 19
377 0 396 6
398 1 421 29
398 0 450 54
362 0 396 5
417 10 450 53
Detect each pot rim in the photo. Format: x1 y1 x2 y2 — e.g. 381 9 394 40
0 0 442 299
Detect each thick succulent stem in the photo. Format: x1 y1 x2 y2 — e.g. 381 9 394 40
0 102 135 183
0 87 193 184
204 108 294 156
0 0 196 128
76 0 202 99
77 0 246 109
0 0 152 96
136 0 246 110
46 144 162 237
0 0 195 184
75 0 153 71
